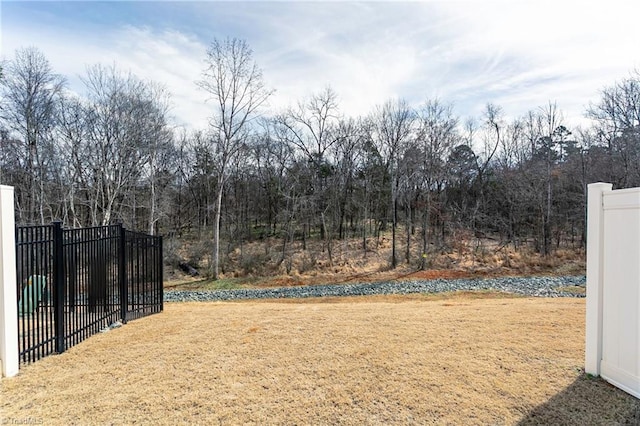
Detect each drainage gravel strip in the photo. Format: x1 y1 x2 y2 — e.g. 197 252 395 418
164 276 586 302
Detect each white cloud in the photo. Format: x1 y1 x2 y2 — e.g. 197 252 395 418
107 26 210 129
2 17 211 129
260 31 420 116
2 1 639 131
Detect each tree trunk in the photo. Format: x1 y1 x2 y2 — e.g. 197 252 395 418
362 190 368 257
322 212 333 266
213 181 224 280
405 201 411 264
421 193 431 270
391 198 397 269
544 156 552 257
148 170 156 236
302 222 307 250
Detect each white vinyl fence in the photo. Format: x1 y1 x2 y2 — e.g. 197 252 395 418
586 182 640 399
0 185 18 378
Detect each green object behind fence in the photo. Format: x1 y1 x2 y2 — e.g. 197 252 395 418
18 275 47 316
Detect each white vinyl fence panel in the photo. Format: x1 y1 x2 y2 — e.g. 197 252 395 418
586 183 640 399
0 185 18 378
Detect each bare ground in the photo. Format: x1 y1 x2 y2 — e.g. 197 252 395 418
166 230 586 288
1 294 638 425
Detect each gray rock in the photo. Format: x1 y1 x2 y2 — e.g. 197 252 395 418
164 275 586 303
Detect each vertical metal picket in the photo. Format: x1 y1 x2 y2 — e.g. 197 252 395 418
119 223 128 324
16 222 162 364
159 235 164 313
52 221 65 354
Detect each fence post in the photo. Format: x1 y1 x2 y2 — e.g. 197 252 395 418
52 221 66 354
119 223 128 324
159 235 164 312
0 185 18 377
585 182 612 376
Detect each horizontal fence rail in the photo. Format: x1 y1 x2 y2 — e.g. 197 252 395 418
16 222 163 364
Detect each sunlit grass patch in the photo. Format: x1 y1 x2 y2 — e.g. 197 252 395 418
555 285 586 295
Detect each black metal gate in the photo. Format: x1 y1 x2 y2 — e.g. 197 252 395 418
15 222 163 363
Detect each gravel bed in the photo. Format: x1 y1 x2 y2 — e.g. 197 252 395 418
164 275 586 302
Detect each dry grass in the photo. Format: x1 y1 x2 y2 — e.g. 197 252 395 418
554 285 586 295
163 269 484 291
2 295 638 425
167 229 586 285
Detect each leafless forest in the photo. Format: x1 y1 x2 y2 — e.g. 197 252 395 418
1 42 639 277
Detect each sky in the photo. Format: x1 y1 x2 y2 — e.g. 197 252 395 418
2 1 639 131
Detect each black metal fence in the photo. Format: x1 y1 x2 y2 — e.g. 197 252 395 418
16 222 163 363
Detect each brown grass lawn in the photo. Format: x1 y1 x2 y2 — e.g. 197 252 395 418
1 294 638 425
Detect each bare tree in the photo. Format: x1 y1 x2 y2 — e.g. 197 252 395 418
370 99 415 269
78 64 172 227
539 102 568 256
415 99 458 269
249 122 294 236
332 117 366 240
198 38 272 279
272 87 340 255
56 94 88 227
470 103 504 236
587 70 640 187
139 83 173 235
0 47 65 223
275 87 340 167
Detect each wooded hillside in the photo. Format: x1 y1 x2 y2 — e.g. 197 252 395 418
1 45 638 276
